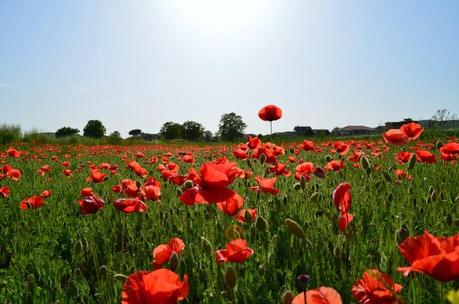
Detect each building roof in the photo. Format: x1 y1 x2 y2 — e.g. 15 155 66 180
339 125 376 131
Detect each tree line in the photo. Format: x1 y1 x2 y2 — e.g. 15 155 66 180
54 112 248 141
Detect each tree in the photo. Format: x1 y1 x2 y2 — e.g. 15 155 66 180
431 109 457 121
55 127 79 138
217 112 247 141
160 122 184 140
83 120 106 138
128 129 142 137
183 121 205 141
204 130 213 141
107 131 122 144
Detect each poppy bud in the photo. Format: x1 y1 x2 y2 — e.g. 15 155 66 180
408 153 416 170
289 148 295 154
365 168 372 176
113 273 128 281
281 290 294 304
297 273 310 290
314 167 326 178
455 196 459 204
255 216 268 231
387 193 393 202
310 191 320 203
293 182 301 191
325 155 332 162
224 266 237 289
300 176 307 190
435 140 443 149
360 156 370 170
383 171 392 182
283 194 288 205
0 280 6 290
169 251 180 271
244 210 253 222
99 265 108 278
176 188 182 196
260 153 266 165
184 180 193 189
74 240 83 255
285 218 305 239
200 236 212 254
246 159 253 169
397 225 409 244
74 268 83 278
430 190 438 202
445 214 452 226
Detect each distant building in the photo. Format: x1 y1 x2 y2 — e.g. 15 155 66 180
385 118 415 130
140 133 159 141
312 129 330 135
332 126 378 136
417 119 459 130
294 126 313 136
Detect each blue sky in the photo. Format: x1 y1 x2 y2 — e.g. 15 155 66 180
0 0 458 137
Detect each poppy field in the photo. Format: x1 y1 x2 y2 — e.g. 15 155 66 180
0 121 458 303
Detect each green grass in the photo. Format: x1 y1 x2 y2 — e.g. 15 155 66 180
0 139 458 303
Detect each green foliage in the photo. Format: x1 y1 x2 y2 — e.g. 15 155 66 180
128 129 142 137
217 112 247 141
183 121 205 141
160 122 185 140
55 127 80 138
0 123 21 145
107 131 122 145
83 120 106 138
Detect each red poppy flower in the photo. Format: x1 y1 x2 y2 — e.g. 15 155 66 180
269 162 290 177
87 169 107 183
80 187 94 196
333 182 351 212
0 185 10 198
325 160 345 172
122 269 189 304
20 195 44 210
6 147 21 158
179 158 242 205
439 142 459 161
258 105 283 121
400 122 423 140
114 198 147 213
397 231 459 282
234 208 257 223
128 160 148 178
292 287 342 304
141 177 161 201
79 195 105 214
63 169 73 176
6 169 21 181
333 141 350 156
415 150 436 163
233 147 249 160
216 192 244 216
40 190 52 198
395 169 412 181
383 129 407 145
351 269 402 304
295 162 314 181
152 237 186 268
216 239 254 264
338 211 354 232
300 140 315 152
247 135 262 149
250 176 279 195
119 179 140 198
395 151 413 164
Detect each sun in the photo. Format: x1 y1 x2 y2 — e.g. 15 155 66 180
170 0 273 34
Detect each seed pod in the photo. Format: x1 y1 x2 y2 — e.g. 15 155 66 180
99 265 108 278
169 251 179 271
224 266 237 289
281 290 294 304
255 216 268 231
408 154 416 170
74 240 83 255
183 180 193 189
397 225 409 244
200 236 212 254
113 273 128 281
260 153 266 165
293 182 301 191
435 140 443 149
285 218 305 239
382 171 392 182
360 156 370 170
310 192 320 203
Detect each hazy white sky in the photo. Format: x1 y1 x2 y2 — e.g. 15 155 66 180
1 0 458 137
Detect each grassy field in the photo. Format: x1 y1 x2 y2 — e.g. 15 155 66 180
0 135 458 303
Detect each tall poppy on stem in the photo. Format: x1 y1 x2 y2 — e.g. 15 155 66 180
258 105 282 135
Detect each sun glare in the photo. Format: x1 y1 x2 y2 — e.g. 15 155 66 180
171 0 273 34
